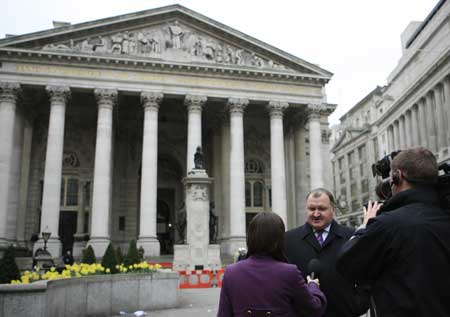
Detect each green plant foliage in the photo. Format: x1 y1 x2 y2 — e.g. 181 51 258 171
124 240 140 267
0 246 20 284
82 245 96 264
116 246 124 265
101 243 118 274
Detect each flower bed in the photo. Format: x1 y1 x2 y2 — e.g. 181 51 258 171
0 267 179 316
10 262 162 284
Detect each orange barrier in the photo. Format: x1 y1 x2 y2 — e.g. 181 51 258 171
178 269 224 289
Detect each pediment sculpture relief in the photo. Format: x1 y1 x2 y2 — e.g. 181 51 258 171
41 21 287 70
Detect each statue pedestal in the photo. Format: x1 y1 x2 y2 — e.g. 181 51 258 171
173 169 222 271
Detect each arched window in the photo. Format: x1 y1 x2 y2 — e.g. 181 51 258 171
245 159 267 211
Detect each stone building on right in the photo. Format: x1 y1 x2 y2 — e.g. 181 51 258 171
331 0 450 226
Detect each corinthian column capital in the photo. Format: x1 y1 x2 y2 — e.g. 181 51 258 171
0 82 21 103
267 101 289 118
306 103 335 121
141 91 163 110
46 86 71 104
227 98 249 114
184 94 207 112
94 89 117 109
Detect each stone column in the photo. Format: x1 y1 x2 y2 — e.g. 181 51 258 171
220 116 230 246
442 77 450 145
138 92 163 257
411 104 420 147
184 95 207 173
294 122 308 226
0 82 20 248
226 98 248 255
72 180 86 257
88 89 117 257
37 86 70 256
393 120 400 149
268 101 289 225
418 99 428 147
307 104 324 189
425 93 437 153
434 86 447 151
405 111 412 148
387 125 394 152
398 116 405 149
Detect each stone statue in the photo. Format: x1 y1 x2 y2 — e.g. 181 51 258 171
176 203 187 244
169 21 184 49
194 146 205 169
209 202 218 244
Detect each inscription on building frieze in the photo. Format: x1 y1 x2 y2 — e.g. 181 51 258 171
40 21 287 71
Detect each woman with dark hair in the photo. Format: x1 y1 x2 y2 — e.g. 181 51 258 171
218 212 326 316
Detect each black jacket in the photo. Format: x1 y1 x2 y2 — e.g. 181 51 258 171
285 220 370 317
337 187 450 317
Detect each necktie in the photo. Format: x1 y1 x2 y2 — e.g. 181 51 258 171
315 230 324 246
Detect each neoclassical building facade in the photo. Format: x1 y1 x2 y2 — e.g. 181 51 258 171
0 5 334 258
331 0 450 226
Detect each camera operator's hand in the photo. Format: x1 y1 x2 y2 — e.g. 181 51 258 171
307 275 320 286
363 200 382 225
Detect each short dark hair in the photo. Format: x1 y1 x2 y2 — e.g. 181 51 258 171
246 212 287 262
306 188 336 208
391 148 438 185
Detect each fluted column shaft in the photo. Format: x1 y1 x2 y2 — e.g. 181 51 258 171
425 93 437 152
268 101 288 225
185 95 206 173
418 99 428 147
220 118 230 241
394 120 400 149
434 86 447 150
138 92 163 257
399 116 406 149
89 89 117 256
411 105 420 147
387 125 394 152
443 78 450 145
308 105 324 189
228 98 248 241
0 83 20 247
40 86 70 255
405 111 412 148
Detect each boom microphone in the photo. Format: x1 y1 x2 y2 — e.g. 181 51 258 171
307 258 323 280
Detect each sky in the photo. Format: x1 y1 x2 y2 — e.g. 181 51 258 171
1 0 437 124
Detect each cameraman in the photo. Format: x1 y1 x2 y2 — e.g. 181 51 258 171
336 148 450 316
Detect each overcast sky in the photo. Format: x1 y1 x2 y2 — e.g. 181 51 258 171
1 0 437 124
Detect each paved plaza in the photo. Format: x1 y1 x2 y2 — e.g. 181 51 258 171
111 288 221 317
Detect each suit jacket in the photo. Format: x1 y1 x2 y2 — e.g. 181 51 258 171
217 255 326 317
285 220 370 317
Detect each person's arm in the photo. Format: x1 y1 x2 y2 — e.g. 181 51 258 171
291 269 327 317
217 271 233 317
336 216 391 285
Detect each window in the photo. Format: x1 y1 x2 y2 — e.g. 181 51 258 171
358 145 366 160
60 176 79 208
245 159 267 211
350 183 358 196
338 157 344 170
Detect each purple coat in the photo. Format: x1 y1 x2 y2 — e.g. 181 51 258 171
218 255 327 316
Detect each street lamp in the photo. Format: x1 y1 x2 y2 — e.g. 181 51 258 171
41 227 51 251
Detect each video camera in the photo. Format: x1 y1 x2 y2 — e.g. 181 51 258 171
371 150 450 210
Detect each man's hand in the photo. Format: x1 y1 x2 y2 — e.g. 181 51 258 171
363 200 382 225
307 275 320 286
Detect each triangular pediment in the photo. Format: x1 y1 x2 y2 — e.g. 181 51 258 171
0 5 332 79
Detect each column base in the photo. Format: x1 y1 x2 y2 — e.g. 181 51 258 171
173 244 222 271
87 237 110 259
137 236 160 258
33 237 62 258
72 240 87 258
220 236 246 260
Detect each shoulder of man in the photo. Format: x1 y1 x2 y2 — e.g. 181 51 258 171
331 220 354 237
286 224 309 239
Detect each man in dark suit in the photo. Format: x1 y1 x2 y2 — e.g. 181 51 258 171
285 188 369 317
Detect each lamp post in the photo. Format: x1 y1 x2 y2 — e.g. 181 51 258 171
42 228 51 252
